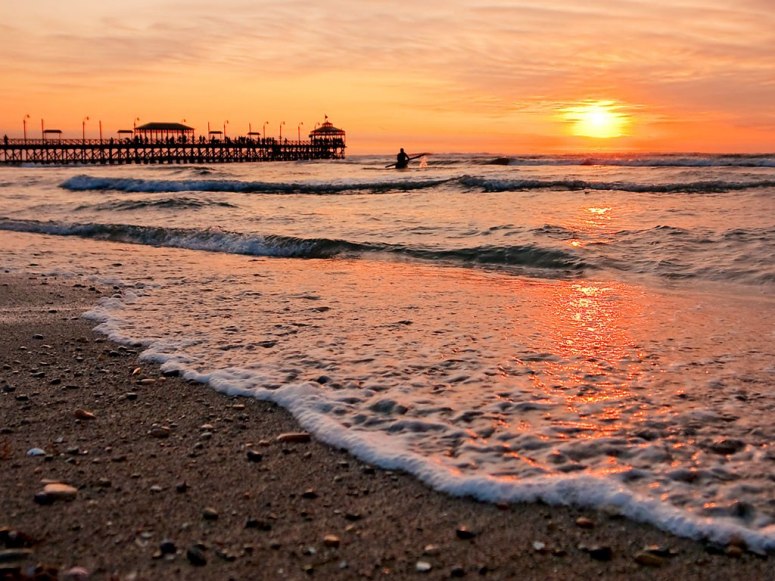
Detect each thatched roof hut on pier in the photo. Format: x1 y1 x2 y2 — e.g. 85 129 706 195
134 122 194 141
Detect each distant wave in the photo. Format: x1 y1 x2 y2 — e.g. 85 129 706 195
613 224 775 247
0 218 586 273
460 176 775 194
61 173 775 196
598 224 775 286
75 197 238 212
60 174 452 195
481 154 775 168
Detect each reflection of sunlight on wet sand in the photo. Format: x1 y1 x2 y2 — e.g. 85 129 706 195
498 184 648 422
510 278 650 437
535 201 649 425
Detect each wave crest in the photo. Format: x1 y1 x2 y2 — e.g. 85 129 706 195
0 217 585 274
61 173 775 196
76 197 238 212
460 176 775 194
60 174 452 195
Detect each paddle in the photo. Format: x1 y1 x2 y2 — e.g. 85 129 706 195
385 152 431 169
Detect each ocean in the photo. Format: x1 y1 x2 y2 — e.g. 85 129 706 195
1 152 773 552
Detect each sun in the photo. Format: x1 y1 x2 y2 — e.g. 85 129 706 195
562 100 629 139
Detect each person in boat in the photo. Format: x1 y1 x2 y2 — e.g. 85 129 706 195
396 148 410 169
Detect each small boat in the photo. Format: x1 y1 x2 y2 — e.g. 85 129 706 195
385 152 430 170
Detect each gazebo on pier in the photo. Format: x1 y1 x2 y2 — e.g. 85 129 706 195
134 122 195 142
308 118 346 158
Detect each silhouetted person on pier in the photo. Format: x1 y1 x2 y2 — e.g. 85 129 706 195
396 148 410 169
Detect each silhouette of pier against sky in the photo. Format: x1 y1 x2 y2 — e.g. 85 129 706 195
0 120 346 165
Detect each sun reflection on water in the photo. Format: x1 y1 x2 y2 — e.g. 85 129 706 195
567 205 617 249
505 275 651 447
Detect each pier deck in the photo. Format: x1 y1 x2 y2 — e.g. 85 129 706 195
0 138 345 165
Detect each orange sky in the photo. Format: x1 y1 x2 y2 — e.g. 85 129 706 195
1 0 773 154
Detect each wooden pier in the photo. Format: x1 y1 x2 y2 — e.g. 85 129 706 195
0 119 347 165
0 138 345 165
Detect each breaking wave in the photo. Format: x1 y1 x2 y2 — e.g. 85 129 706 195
459 176 775 194
0 218 586 273
60 175 452 195
60 174 775 195
75 197 238 212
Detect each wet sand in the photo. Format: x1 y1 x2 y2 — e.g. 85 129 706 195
0 272 771 580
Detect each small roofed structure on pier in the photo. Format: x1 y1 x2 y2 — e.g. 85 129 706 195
134 122 194 142
42 129 63 141
308 117 346 158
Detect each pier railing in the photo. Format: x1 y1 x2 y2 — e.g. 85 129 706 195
0 138 346 165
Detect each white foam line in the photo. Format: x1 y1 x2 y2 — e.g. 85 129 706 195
84 292 775 556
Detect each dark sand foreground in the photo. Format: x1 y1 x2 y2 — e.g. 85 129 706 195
1 272 771 580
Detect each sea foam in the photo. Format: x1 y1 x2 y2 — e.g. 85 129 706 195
75 245 775 555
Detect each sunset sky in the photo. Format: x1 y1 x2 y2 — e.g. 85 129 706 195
1 0 773 154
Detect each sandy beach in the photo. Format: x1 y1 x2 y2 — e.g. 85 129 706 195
1 271 771 580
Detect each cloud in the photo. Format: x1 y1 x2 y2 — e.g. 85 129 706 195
4 1 772 89
1 0 772 150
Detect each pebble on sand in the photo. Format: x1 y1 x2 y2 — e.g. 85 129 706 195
159 539 177 555
149 425 171 438
422 544 441 556
73 409 96 420
575 516 595 529
276 432 311 443
63 566 90 580
40 482 78 502
415 560 432 573
246 449 263 462
186 545 207 566
323 534 341 548
455 525 476 540
202 507 219 521
634 551 666 567
244 518 272 531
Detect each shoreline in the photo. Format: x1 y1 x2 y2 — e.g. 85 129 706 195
0 271 770 580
